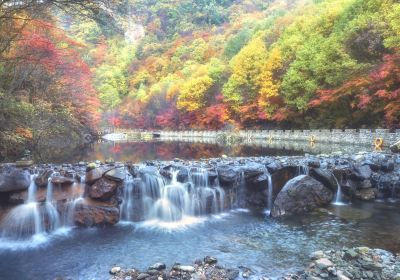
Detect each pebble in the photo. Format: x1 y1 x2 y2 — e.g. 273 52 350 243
110 266 121 275
315 258 333 270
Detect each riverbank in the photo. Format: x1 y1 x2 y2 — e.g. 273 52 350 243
109 246 400 280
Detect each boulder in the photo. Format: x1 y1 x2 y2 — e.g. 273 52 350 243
353 165 372 180
88 178 118 201
242 163 265 180
86 167 109 185
309 168 338 192
51 176 74 186
74 202 119 226
34 169 53 187
266 161 283 173
177 167 189 183
390 140 400 153
0 167 31 193
104 167 126 182
271 175 333 218
217 166 237 187
381 160 394 172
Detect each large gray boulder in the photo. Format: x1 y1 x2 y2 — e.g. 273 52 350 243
390 140 400 153
271 175 333 218
0 167 31 192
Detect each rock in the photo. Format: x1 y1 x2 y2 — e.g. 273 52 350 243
148 263 166 271
242 163 265 180
88 178 118 201
204 256 217 265
74 202 119 227
390 140 400 153
0 167 31 193
86 162 97 171
177 167 189 183
309 168 338 192
271 175 333 218
315 258 333 270
86 167 109 185
217 167 237 186
381 160 394 172
311 251 326 260
105 167 126 182
15 160 34 167
173 265 195 273
266 161 283 173
353 165 372 180
51 176 74 185
110 266 122 275
137 273 150 280
307 159 320 168
355 188 375 201
35 169 53 187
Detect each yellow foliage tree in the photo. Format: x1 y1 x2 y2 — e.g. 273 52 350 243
257 47 282 115
177 76 214 112
223 35 267 109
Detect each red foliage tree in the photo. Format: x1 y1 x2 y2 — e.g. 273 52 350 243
310 53 400 128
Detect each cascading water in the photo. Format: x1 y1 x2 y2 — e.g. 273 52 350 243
120 166 226 225
266 173 273 215
332 174 346 206
0 172 78 241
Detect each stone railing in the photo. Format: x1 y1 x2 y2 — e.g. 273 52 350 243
159 129 400 145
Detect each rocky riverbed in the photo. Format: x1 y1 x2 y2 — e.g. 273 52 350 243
108 247 400 280
0 151 399 232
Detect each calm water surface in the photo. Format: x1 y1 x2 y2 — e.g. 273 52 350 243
0 202 399 280
30 139 378 164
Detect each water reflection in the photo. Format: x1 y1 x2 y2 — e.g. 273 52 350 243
28 137 381 164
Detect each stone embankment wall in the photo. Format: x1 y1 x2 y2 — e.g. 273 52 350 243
160 129 400 145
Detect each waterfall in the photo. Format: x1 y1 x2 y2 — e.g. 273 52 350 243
1 172 75 241
266 173 273 215
297 165 309 175
120 166 226 224
1 174 44 239
332 174 346 206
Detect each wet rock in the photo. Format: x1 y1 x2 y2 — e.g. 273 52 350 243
355 188 375 201
110 267 122 275
105 167 126 182
381 160 394 172
309 168 338 192
390 140 400 153
286 247 400 280
137 273 150 280
86 167 109 185
315 258 333 270
266 161 283 173
217 167 237 187
88 178 118 201
242 163 265 180
148 263 166 271
353 164 372 180
74 202 119 226
177 167 189 183
35 169 53 187
51 176 74 185
0 167 31 193
307 158 320 168
271 175 333 218
204 256 218 265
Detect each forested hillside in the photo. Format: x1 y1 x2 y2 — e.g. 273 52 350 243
84 0 400 130
1 0 399 159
